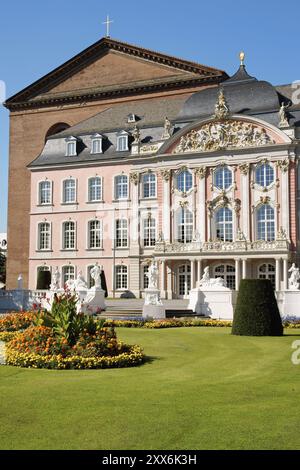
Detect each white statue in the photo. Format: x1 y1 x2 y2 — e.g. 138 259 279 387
90 263 102 289
162 117 172 139
198 266 226 288
147 261 159 289
288 263 300 290
74 270 87 290
132 125 141 144
50 267 60 291
279 102 290 128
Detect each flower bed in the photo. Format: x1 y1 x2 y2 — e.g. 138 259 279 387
5 325 144 369
104 319 233 328
0 312 36 332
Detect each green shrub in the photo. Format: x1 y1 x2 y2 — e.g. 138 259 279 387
232 279 283 336
36 270 51 290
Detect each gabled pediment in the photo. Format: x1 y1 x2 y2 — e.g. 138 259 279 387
5 37 227 110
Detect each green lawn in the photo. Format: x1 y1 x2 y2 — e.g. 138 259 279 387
0 327 299 450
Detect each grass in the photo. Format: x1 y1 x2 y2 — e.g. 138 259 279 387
0 327 300 450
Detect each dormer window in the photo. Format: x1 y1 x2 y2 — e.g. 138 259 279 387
127 113 137 123
91 134 103 154
117 131 129 152
65 136 77 156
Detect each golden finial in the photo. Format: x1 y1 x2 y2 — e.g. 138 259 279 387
239 51 245 65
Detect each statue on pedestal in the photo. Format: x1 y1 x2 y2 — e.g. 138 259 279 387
90 263 102 289
288 263 300 290
279 102 290 128
74 271 87 290
198 266 226 288
147 261 159 289
50 267 60 291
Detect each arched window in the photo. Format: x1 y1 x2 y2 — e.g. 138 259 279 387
115 219 128 248
62 221 76 249
91 134 103 154
143 173 156 198
215 207 233 242
255 163 274 187
143 265 149 289
38 222 51 250
88 177 102 202
39 181 51 205
214 264 236 289
115 175 128 199
177 208 193 243
258 263 275 289
176 170 193 193
115 265 128 290
88 220 102 249
257 205 275 241
214 166 232 190
143 217 156 247
178 264 191 297
63 179 76 203
62 265 75 286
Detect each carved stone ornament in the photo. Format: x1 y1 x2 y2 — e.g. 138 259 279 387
194 166 207 179
162 116 172 140
214 88 230 120
174 120 275 154
234 198 241 214
132 125 141 144
179 200 189 208
160 169 171 182
276 226 288 240
276 159 289 172
129 172 139 185
207 191 230 215
260 196 271 204
239 163 250 175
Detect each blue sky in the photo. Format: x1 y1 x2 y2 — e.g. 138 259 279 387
0 0 299 232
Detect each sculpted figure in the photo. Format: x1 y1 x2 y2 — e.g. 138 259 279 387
147 261 159 289
288 263 300 290
198 266 226 288
279 102 290 127
74 270 87 290
90 263 102 289
50 267 60 291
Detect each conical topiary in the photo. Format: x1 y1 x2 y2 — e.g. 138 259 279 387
232 279 283 336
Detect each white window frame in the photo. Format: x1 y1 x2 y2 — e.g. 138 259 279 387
62 220 76 250
38 180 52 205
115 218 128 248
65 136 77 157
214 207 233 242
143 265 149 290
88 219 102 249
114 175 128 200
256 204 275 241
91 134 103 154
176 169 193 193
255 162 274 188
37 222 51 251
213 264 236 289
258 263 276 289
213 165 233 191
62 265 76 286
142 173 157 199
143 217 156 247
117 131 129 152
115 265 128 290
88 176 102 202
62 178 77 204
177 207 193 244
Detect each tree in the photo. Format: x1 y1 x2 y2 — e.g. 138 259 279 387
232 279 283 336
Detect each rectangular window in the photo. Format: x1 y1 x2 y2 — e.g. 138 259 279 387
115 175 128 200
143 266 149 289
66 141 77 157
38 223 51 250
89 220 102 249
88 177 102 202
143 218 156 247
115 219 128 248
62 266 75 286
116 266 128 290
39 181 51 205
117 135 128 152
63 221 75 249
91 139 102 154
63 180 76 203
143 174 156 198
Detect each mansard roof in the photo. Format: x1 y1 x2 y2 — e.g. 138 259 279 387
4 37 227 111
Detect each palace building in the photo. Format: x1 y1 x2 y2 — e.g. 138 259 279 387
5 38 300 298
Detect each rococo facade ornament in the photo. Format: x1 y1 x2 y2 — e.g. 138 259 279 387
160 169 171 182
194 166 207 179
174 119 275 154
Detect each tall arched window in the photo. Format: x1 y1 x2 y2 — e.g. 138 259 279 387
62 221 76 249
177 208 193 243
38 222 51 250
258 263 275 289
214 166 232 190
257 205 275 241
143 173 156 198
88 220 102 249
63 179 76 203
255 163 274 187
215 207 233 241
176 170 193 193
39 181 51 205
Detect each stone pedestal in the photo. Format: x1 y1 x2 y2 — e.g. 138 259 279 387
280 290 300 318
142 288 166 319
81 287 106 315
188 287 234 319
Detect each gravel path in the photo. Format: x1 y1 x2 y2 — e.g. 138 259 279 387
0 341 6 365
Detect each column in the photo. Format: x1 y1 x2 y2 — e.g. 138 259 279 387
275 258 281 292
235 258 240 290
161 170 171 242
160 259 166 299
191 260 195 290
129 173 140 255
240 164 250 240
283 258 288 291
242 258 247 279
197 259 202 285
167 262 173 299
